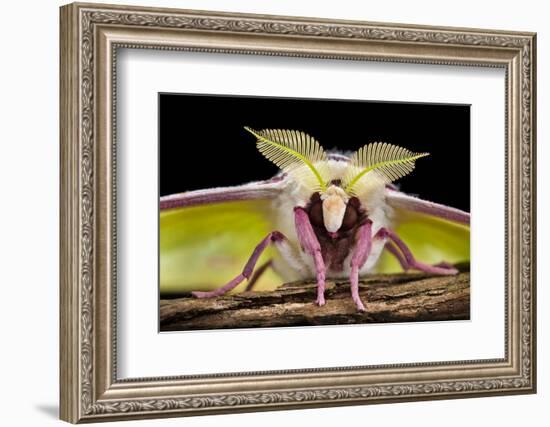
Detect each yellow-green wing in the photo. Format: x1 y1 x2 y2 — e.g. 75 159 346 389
160 182 285 297
375 189 470 274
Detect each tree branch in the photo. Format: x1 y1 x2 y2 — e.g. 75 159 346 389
160 264 470 331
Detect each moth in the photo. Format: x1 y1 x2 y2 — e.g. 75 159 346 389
160 127 470 311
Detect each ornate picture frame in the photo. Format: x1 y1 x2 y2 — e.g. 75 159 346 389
60 2 536 423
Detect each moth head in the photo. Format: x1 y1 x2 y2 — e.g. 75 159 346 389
245 126 429 231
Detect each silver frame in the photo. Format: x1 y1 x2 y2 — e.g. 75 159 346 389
60 2 536 423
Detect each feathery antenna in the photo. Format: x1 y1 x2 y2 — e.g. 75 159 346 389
343 142 429 196
245 127 329 192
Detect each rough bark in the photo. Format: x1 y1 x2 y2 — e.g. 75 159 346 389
160 264 469 331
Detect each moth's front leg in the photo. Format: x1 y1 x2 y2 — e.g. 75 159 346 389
349 220 373 312
294 207 327 306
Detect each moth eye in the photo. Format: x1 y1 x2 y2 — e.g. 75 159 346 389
340 204 358 231
309 201 324 228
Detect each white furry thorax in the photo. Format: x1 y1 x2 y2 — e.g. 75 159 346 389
270 158 394 281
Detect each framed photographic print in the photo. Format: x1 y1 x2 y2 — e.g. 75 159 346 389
60 2 537 423
158 94 471 331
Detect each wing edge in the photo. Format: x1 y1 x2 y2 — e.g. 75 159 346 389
385 188 470 225
160 177 286 211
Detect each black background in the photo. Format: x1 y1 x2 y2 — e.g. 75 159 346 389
159 93 470 211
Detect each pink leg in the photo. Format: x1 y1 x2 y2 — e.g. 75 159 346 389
349 220 373 311
245 260 273 292
384 241 409 271
192 232 285 298
379 228 458 275
294 207 327 306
